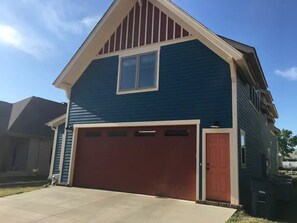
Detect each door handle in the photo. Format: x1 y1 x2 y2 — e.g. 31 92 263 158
207 163 210 170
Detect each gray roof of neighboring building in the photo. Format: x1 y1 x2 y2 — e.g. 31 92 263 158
0 97 67 137
0 101 12 132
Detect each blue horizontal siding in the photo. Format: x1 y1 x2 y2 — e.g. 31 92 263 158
53 123 65 174
237 73 278 206
61 40 233 195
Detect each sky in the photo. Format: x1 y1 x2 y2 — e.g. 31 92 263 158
0 0 296 134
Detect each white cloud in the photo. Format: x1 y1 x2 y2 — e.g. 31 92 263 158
81 16 100 29
276 67 297 81
0 0 101 58
41 2 100 37
41 3 81 36
0 24 54 59
0 25 22 47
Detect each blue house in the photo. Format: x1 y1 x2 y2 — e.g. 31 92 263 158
48 0 279 207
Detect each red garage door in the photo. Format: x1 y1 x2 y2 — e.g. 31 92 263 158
73 125 197 201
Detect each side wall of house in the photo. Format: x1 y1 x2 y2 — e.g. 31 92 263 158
0 135 10 172
53 123 65 175
27 138 53 176
2 137 30 172
237 73 278 206
60 40 233 199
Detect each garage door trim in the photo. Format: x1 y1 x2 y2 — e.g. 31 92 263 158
67 120 200 201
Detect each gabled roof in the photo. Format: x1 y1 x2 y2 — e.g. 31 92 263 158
53 0 244 92
219 36 278 118
0 101 12 132
220 36 268 89
8 97 31 130
0 97 67 137
53 0 277 119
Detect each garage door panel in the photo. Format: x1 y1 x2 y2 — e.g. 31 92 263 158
73 125 196 201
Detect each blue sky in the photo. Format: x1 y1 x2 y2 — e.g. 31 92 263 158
0 0 296 134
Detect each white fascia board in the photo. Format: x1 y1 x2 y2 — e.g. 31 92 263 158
154 0 243 62
236 58 257 85
46 114 66 128
54 0 134 89
54 0 244 92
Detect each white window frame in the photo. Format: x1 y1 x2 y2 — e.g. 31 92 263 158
240 129 247 168
116 47 160 95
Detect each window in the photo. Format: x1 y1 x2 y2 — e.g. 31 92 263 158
267 147 271 172
135 130 156 137
165 130 190 137
249 86 261 112
118 52 158 93
108 131 127 137
240 130 246 168
85 131 101 138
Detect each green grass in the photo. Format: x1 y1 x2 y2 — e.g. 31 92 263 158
227 211 276 223
0 185 45 198
0 176 47 198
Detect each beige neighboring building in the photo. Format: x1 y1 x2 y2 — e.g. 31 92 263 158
0 97 66 177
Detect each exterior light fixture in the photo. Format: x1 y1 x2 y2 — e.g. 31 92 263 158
65 126 73 131
210 121 220 128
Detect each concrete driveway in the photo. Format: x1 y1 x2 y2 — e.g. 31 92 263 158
0 187 235 223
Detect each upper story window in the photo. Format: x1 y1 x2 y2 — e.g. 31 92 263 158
117 51 159 94
249 86 261 112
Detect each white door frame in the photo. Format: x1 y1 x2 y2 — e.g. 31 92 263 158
67 119 201 201
202 128 238 204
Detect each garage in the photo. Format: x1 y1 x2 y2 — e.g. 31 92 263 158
72 125 197 201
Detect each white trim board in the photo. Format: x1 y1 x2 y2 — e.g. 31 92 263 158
116 49 160 95
48 128 59 179
153 0 243 61
59 99 71 184
93 36 195 61
229 59 239 205
66 120 201 201
46 114 66 128
53 0 244 94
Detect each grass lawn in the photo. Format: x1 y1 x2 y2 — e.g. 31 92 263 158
227 211 275 223
0 176 47 184
0 176 47 198
0 184 45 198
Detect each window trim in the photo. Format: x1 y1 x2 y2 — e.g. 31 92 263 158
116 48 160 95
249 85 261 114
240 129 247 168
267 147 271 171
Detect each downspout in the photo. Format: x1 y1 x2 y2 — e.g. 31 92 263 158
48 126 58 179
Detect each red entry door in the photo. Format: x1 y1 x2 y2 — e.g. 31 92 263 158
206 133 230 202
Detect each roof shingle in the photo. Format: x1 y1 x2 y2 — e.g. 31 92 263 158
0 97 66 137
